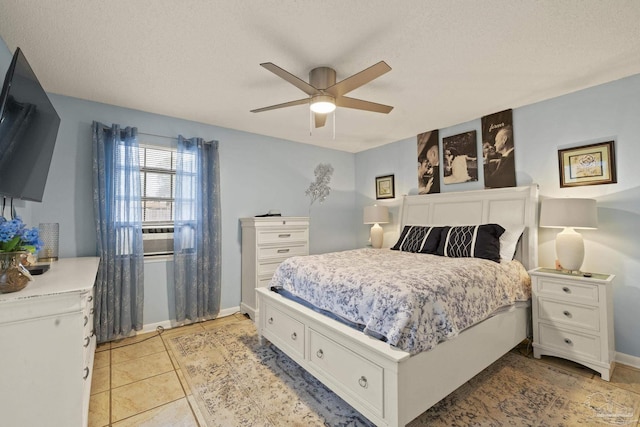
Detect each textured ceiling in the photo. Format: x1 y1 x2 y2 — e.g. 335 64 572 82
1 1 640 153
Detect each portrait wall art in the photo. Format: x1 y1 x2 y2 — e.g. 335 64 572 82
442 130 478 185
417 129 440 194
481 109 516 189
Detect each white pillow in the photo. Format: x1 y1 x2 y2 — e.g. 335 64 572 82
499 224 525 262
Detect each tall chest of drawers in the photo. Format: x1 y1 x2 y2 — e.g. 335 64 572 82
0 257 100 426
530 268 615 380
240 217 309 320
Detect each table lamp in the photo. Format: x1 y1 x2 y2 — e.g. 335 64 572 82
539 198 597 272
364 205 389 249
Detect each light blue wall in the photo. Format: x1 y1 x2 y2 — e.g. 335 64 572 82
1 35 358 324
42 94 357 320
355 74 640 358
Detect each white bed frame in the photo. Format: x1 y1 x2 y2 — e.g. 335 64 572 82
256 184 539 426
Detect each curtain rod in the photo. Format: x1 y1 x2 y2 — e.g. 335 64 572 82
138 131 178 141
138 131 216 145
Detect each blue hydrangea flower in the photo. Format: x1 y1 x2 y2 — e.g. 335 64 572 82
0 216 40 252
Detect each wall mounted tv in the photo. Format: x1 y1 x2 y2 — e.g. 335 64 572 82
0 47 60 202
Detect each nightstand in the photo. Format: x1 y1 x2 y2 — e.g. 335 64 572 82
529 268 615 381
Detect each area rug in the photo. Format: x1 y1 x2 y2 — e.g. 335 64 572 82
168 318 640 427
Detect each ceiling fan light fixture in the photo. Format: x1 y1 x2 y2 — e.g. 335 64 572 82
310 95 336 114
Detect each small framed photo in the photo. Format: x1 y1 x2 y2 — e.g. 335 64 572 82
558 141 617 188
375 174 395 199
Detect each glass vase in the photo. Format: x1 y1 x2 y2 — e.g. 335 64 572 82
0 252 31 293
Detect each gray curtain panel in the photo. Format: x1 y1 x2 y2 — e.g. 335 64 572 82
173 136 221 322
92 121 144 343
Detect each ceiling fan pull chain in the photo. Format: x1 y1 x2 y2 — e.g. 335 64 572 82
309 109 313 136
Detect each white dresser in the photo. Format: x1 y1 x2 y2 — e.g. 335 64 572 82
530 268 615 380
0 257 100 426
240 217 309 319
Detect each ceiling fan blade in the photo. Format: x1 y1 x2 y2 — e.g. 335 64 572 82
250 98 309 113
314 113 327 128
260 63 320 96
325 61 391 97
335 96 393 114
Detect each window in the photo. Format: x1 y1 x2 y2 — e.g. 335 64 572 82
139 144 176 223
139 144 176 255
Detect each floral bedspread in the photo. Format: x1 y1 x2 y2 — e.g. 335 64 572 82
271 248 531 355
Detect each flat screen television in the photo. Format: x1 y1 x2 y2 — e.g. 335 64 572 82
0 47 60 202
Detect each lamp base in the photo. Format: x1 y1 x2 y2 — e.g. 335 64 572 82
556 227 585 272
370 223 384 249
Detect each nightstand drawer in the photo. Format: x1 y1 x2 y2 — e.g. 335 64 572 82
537 298 599 331
538 323 600 361
537 278 598 303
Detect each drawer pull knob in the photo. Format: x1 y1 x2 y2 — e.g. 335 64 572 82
84 337 91 347
358 376 368 388
277 249 290 253
90 308 95 315
562 287 571 293
316 349 324 359
291 332 297 340
84 316 88 326
564 338 573 345
563 310 571 317
88 295 93 302
83 367 90 380
268 317 274 324
278 234 291 238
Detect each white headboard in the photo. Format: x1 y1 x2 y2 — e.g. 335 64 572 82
399 185 539 270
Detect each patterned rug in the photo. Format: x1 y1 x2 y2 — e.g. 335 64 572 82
167 318 640 427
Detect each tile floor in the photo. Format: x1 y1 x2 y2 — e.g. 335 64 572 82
88 313 248 427
89 314 640 427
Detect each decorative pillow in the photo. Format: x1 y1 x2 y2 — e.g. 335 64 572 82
436 224 505 262
499 224 525 262
390 225 442 254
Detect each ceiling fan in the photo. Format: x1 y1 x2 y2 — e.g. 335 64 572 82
251 61 393 128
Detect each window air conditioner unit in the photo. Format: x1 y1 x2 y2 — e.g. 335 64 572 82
142 225 174 256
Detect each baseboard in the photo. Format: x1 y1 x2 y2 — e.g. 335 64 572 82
616 351 640 370
140 306 242 335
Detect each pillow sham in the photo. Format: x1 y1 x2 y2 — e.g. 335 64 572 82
390 225 441 254
436 224 505 263
499 224 525 262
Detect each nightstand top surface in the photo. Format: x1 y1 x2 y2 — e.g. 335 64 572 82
531 267 613 282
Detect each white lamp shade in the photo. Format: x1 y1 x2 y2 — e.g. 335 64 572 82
540 198 597 229
363 205 389 224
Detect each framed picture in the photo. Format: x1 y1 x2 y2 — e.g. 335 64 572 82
376 174 395 199
558 141 617 188
442 130 478 185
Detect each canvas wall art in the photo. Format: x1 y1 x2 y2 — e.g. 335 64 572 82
442 131 478 184
481 109 516 189
417 129 440 194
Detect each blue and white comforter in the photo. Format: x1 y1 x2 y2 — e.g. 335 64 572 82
271 248 531 355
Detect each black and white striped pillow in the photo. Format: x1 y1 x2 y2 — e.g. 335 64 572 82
391 226 442 254
436 224 505 262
